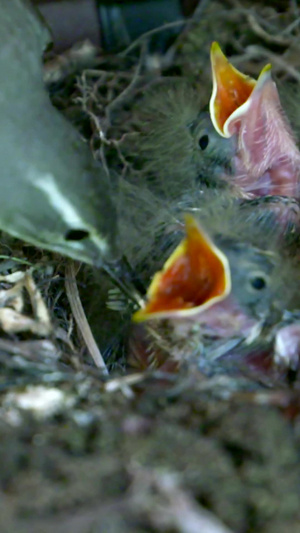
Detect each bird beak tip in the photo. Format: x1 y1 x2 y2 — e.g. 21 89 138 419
210 41 226 64
132 309 148 323
255 63 273 91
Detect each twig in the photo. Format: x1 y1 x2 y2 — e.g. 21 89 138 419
0 255 33 267
129 468 234 533
179 0 211 37
163 0 211 67
246 13 292 46
119 20 186 57
281 17 300 36
246 44 300 82
105 41 148 123
155 474 235 533
65 261 108 374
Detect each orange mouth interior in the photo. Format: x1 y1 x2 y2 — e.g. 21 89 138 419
133 215 231 322
210 42 256 136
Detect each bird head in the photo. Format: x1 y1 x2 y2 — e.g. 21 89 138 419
125 79 237 196
117 185 300 369
209 42 300 198
132 211 285 332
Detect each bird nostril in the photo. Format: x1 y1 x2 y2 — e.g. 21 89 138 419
64 229 90 241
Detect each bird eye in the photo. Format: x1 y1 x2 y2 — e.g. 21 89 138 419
249 276 266 290
199 134 209 150
65 229 90 241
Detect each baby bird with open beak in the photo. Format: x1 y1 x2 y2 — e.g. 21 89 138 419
210 42 300 199
109 181 300 376
119 43 300 211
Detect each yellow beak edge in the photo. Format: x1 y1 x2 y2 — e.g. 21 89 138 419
133 214 231 322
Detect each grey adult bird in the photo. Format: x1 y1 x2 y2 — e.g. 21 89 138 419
0 0 117 265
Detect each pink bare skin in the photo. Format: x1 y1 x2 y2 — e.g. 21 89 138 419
227 74 300 198
274 323 300 371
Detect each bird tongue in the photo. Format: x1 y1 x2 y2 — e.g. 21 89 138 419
133 215 231 322
210 42 300 198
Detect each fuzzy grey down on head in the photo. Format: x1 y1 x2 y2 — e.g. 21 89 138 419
0 0 117 265
123 80 237 198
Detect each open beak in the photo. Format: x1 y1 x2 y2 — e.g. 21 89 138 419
133 215 231 322
209 42 272 138
209 42 300 196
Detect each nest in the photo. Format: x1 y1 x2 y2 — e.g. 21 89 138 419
2 0 300 381
1 3 300 531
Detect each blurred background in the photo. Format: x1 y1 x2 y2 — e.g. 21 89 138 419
33 0 201 53
33 0 292 54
